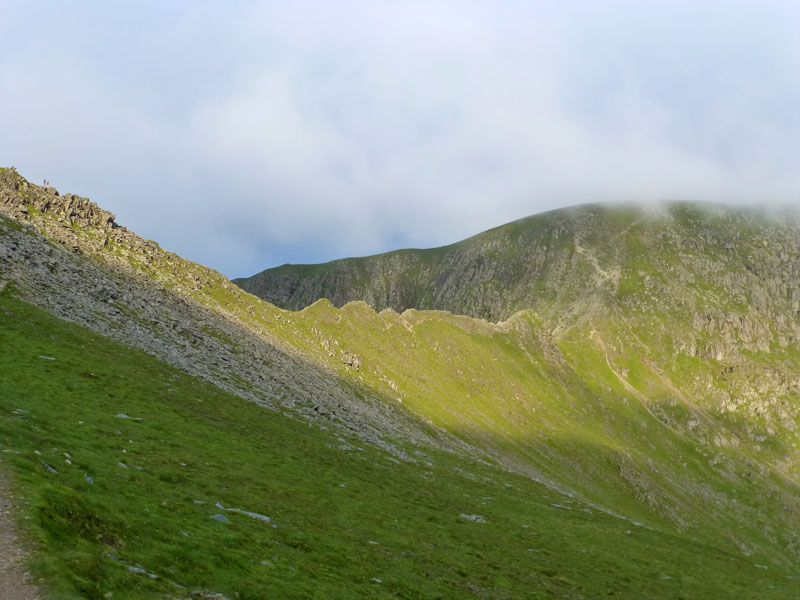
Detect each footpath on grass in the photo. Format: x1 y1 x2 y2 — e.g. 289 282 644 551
0 466 39 600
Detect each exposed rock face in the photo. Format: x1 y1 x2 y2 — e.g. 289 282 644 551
1 174 115 247
236 202 800 359
0 168 176 267
234 207 616 318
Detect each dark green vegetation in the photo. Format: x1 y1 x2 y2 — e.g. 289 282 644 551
1 287 796 599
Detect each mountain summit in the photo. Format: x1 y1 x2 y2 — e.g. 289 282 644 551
235 203 800 325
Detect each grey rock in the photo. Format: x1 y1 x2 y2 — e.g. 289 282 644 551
40 460 58 474
188 592 232 600
214 502 270 523
127 565 157 579
235 509 270 523
458 514 486 523
115 413 144 422
341 351 361 370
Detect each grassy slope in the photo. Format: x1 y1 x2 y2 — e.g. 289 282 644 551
1 286 797 599
213 205 800 571
3 170 800 595
277 301 800 566
89 203 800 570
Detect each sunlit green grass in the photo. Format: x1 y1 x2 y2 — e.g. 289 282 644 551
0 287 796 599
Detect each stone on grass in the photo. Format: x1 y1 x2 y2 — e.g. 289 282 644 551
115 413 144 422
459 514 486 523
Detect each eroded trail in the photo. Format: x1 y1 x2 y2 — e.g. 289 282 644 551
0 468 39 600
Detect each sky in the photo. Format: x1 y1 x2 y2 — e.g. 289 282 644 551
2 1 800 278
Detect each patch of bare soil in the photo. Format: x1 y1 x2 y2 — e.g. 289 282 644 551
0 467 39 600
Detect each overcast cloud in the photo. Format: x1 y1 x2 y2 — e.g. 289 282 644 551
2 1 800 277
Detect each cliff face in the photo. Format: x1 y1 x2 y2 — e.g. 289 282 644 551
234 212 580 319
236 204 800 315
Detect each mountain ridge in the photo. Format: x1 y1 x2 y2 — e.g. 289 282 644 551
2 166 800 596
234 201 800 325
0 166 447 455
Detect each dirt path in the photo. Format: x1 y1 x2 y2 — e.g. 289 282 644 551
0 467 40 600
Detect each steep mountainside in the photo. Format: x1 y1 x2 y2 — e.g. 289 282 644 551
0 168 435 454
236 203 800 328
2 167 800 597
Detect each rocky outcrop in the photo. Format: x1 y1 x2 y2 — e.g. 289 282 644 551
1 176 116 228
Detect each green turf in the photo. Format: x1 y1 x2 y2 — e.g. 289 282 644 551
0 287 797 599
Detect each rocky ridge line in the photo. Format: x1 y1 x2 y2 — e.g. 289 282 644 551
237 202 800 361
0 168 447 457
